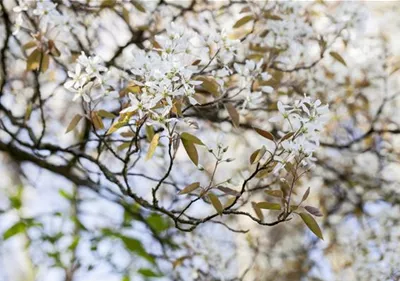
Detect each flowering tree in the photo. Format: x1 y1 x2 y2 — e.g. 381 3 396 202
0 1 399 281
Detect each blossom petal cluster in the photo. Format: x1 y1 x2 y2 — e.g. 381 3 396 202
271 95 330 172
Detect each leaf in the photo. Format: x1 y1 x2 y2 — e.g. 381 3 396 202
256 202 281 210
146 213 169 233
97 110 117 119
117 142 131 151
100 0 116 8
91 111 104 130
254 128 275 141
146 133 159 160
48 40 61 57
138 268 162 278
145 125 155 142
224 197 236 209
68 237 80 251
217 186 240 196
280 131 294 142
122 7 130 24
305 206 323 217
299 212 324 240
251 146 266 164
301 187 311 203
181 138 199 166
65 114 82 134
23 41 37 50
40 53 50 73
122 275 130 281
180 132 204 145
330 51 347 66
208 193 223 215
225 103 240 128
3 221 26 240
178 182 200 195
264 190 283 198
194 76 220 97
59 189 73 201
233 15 254 28
107 120 127 135
192 59 201 65
121 236 155 264
250 149 260 164
252 201 263 221
132 0 146 13
26 49 41 71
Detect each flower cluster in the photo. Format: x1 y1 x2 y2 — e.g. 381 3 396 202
13 1 70 35
234 59 273 109
270 95 329 172
64 53 111 102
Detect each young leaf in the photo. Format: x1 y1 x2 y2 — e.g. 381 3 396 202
305 206 323 217
26 49 41 71
208 193 223 215
97 109 117 119
256 202 281 210
224 197 236 209
132 0 146 13
252 146 266 164
252 201 264 221
91 111 104 130
178 182 200 195
146 133 159 160
233 15 254 28
301 187 311 203
254 127 275 141
180 132 204 146
217 186 240 196
181 138 199 166
299 212 324 240
264 190 283 198
40 53 50 73
225 103 240 128
194 76 220 96
65 114 82 134
280 131 294 142
330 51 347 66
122 7 130 24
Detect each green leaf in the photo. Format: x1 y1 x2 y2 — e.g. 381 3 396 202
329 51 347 66
233 15 254 28
178 182 200 195
225 103 240 128
68 237 80 251
3 221 26 240
59 189 73 201
122 275 130 281
208 193 223 215
254 127 275 141
138 268 163 278
146 213 169 233
65 114 82 134
121 236 155 264
146 133 159 160
181 138 199 166
180 132 204 146
256 202 281 210
299 212 324 240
